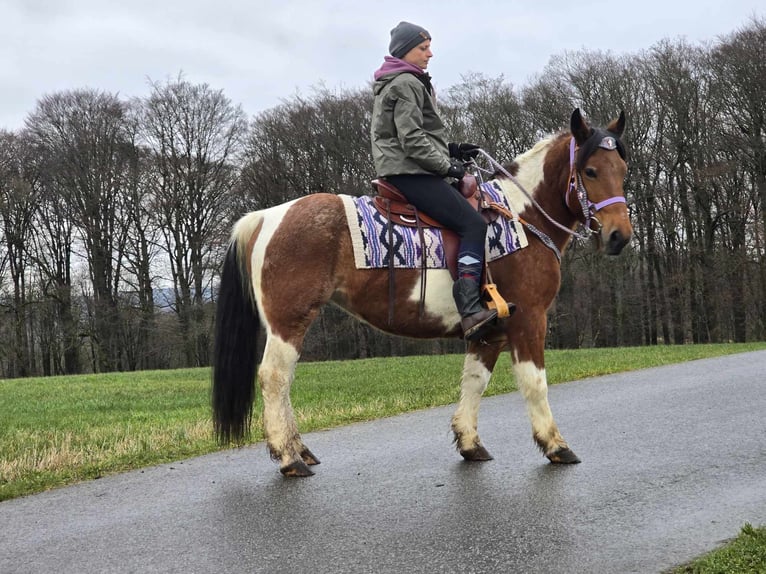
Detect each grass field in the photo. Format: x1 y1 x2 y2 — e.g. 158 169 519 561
2 343 765 572
671 524 766 574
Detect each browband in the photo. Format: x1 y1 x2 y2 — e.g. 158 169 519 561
575 128 626 168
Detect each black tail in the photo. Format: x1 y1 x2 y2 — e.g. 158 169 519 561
212 240 261 444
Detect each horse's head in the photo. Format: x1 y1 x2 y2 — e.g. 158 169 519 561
569 109 632 255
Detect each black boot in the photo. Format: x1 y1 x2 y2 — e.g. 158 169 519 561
453 278 498 340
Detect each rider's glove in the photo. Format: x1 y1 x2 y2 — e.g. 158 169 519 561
445 159 466 180
448 142 481 161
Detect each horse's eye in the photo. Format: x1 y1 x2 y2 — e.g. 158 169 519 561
585 167 597 178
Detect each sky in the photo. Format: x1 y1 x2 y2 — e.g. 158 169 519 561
1 0 763 131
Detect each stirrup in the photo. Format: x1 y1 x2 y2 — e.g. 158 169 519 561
483 283 514 318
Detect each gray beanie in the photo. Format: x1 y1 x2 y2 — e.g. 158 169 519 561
389 21 431 59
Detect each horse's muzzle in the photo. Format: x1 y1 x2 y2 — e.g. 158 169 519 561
605 228 631 255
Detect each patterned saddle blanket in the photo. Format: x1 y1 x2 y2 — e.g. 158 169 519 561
341 181 528 271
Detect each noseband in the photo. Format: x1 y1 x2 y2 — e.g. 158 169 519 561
565 133 626 233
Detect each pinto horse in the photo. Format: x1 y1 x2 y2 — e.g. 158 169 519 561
212 109 631 477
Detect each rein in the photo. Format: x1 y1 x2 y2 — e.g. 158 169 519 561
476 148 592 244
476 135 626 248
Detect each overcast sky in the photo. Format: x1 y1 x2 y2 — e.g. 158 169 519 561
1 0 763 131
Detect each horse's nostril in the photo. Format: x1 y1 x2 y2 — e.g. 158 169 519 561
607 229 629 254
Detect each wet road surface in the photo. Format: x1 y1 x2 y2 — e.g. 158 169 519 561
2 351 765 573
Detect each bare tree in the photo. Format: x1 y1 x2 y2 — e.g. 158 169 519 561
2 19 765 373
24 145 81 375
141 76 247 366
26 89 136 372
118 105 162 369
0 131 39 376
710 17 766 339
240 86 374 210
442 72 535 161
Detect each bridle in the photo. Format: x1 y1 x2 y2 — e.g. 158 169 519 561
564 133 627 234
474 131 627 261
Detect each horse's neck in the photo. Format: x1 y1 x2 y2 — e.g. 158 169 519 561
493 135 579 247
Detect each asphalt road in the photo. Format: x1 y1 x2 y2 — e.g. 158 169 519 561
2 351 766 574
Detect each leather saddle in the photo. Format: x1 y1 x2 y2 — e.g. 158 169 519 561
370 175 498 279
370 175 512 325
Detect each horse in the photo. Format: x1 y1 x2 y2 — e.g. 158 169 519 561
212 108 631 477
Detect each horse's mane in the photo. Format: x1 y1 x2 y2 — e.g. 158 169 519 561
491 132 566 179
488 132 568 212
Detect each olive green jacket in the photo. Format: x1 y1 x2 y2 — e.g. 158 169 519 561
371 71 451 178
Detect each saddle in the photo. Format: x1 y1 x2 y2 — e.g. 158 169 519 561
370 175 510 324
371 175 498 279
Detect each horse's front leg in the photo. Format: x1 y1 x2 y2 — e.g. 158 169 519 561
509 316 580 464
513 360 580 463
451 340 504 461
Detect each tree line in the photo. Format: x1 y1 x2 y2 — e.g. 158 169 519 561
0 19 763 378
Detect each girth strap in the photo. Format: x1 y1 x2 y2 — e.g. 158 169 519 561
387 199 395 325
415 207 427 318
386 198 428 325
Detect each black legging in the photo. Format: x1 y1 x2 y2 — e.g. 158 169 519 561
386 174 487 279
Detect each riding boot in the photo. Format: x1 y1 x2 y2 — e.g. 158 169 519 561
452 277 498 340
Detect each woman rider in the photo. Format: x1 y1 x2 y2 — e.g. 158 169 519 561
370 21 503 340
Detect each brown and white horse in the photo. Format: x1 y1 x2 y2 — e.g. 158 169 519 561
212 109 631 476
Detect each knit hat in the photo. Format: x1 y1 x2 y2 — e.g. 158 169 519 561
388 21 431 59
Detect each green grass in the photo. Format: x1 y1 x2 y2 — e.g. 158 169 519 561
0 368 217 501
1 342 765 504
670 524 766 574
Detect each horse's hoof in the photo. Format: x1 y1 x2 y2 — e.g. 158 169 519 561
280 460 315 477
460 445 494 461
546 447 581 464
300 447 321 466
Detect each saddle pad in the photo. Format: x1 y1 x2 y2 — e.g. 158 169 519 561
341 181 527 270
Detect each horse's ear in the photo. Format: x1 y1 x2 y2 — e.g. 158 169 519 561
607 110 626 138
570 108 592 144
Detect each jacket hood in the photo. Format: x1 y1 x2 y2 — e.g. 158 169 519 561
372 56 427 95
373 56 424 81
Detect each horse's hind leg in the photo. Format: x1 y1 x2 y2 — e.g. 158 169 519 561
451 341 504 461
255 196 347 476
259 333 319 476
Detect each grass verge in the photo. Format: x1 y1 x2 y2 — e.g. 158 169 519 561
670 524 766 573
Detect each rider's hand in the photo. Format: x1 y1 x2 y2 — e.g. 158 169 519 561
445 159 465 180
448 142 481 161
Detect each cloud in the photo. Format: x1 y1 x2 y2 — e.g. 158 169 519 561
0 0 763 130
